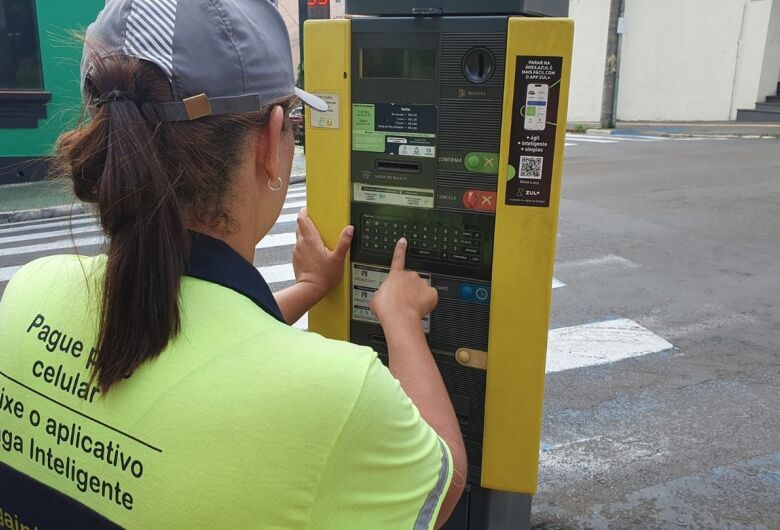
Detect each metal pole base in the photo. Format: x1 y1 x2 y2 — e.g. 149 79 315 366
442 482 532 530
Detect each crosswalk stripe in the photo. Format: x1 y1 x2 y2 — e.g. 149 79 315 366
285 191 306 199
545 318 672 373
0 236 104 257
0 225 101 246
283 200 306 209
277 213 297 224
255 231 296 249
0 229 299 258
0 265 20 282
293 313 308 330
0 216 97 235
259 263 295 284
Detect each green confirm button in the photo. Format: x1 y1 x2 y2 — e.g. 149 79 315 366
464 151 499 175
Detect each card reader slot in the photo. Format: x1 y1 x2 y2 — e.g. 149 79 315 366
375 159 421 174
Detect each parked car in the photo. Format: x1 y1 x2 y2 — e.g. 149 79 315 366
289 106 304 145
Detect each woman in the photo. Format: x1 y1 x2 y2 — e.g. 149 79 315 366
0 0 465 528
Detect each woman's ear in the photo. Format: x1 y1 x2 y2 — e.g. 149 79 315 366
261 105 285 184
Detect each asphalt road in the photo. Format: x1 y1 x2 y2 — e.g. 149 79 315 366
537 134 780 529
0 134 778 528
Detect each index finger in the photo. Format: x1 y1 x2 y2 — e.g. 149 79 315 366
296 207 319 240
390 237 407 272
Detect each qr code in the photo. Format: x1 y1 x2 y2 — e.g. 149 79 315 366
519 156 543 179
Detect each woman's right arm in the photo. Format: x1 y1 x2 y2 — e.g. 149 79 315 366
371 238 467 528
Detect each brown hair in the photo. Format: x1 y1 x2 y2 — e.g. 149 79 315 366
56 53 294 393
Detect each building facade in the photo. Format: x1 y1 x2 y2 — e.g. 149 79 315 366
279 0 780 123
568 0 780 122
0 0 104 184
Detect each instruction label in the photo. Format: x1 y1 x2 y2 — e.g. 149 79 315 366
505 56 563 207
353 183 434 209
352 263 431 333
352 103 436 156
309 93 340 129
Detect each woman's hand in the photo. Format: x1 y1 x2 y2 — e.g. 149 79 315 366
370 238 438 326
292 208 353 300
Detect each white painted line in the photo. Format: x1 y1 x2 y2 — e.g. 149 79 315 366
565 143 577 147
552 277 566 289
0 225 101 246
546 318 672 373
0 236 104 257
282 200 306 210
255 231 296 249
557 254 639 270
677 137 729 141
276 213 298 224
258 263 295 284
293 312 308 330
564 136 619 144
288 184 306 192
0 216 97 235
0 227 297 257
0 265 21 282
285 191 306 199
601 135 664 142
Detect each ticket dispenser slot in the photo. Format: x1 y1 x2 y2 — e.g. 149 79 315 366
305 5 573 528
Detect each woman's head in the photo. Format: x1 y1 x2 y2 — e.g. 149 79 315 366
56 0 324 393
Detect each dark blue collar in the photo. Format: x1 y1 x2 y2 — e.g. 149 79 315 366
185 232 285 323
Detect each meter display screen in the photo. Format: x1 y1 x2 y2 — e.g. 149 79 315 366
361 48 437 79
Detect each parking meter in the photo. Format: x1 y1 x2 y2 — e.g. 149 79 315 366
304 2 573 527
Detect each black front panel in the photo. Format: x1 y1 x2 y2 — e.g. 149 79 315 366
350 17 507 483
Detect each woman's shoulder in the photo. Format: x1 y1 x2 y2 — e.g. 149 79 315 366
4 254 104 299
10 253 104 281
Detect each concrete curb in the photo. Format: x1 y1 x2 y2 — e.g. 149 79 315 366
0 203 89 225
567 128 779 140
0 173 308 225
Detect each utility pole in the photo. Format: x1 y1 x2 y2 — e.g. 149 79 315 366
298 0 308 85
600 0 621 128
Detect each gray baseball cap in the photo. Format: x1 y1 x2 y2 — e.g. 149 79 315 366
82 0 327 120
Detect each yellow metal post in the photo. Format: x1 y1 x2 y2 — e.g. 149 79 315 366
304 19 352 341
481 17 574 493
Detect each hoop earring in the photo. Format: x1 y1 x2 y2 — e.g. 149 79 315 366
267 176 283 192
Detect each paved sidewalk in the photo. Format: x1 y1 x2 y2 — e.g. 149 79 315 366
568 121 780 138
0 146 308 224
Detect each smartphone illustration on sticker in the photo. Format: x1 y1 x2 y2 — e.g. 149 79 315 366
524 84 548 131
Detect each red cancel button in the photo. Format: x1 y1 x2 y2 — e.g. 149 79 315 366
462 190 497 212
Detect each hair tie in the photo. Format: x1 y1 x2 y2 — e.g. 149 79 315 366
95 89 137 107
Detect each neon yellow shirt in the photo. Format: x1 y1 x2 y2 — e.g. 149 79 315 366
0 253 452 528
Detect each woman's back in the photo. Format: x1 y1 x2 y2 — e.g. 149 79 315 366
0 254 450 528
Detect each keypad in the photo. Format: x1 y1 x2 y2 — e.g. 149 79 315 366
360 214 483 266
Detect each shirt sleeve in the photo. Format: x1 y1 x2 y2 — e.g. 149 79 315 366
307 356 454 530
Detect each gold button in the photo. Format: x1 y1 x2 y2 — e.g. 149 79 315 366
456 350 471 364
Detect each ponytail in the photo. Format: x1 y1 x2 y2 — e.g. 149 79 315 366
56 53 292 393
96 86 188 390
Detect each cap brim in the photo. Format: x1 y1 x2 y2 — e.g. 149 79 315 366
295 87 329 112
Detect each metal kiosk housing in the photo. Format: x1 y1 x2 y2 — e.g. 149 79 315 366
303 2 573 528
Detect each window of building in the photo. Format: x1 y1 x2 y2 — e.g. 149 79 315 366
0 0 50 129
0 0 44 89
